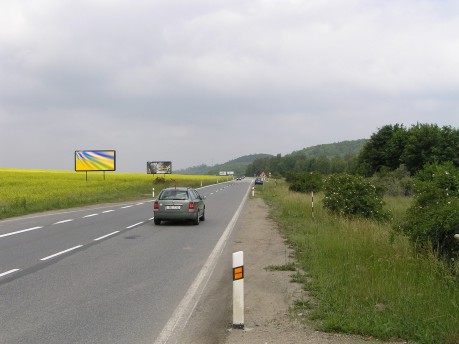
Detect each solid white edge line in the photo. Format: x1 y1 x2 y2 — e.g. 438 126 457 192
0 226 42 239
153 182 251 344
40 245 83 261
0 269 20 278
126 222 144 229
94 231 120 241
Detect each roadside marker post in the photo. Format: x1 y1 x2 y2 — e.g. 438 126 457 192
252 187 255 197
232 251 244 329
312 191 314 219
152 188 155 198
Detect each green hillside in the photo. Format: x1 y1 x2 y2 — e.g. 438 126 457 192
289 139 369 158
178 140 368 176
176 154 273 176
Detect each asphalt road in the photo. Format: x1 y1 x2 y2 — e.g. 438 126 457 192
0 179 252 344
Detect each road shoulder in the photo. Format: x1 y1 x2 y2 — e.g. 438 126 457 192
179 197 395 344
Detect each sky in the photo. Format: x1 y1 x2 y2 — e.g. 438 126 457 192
1 0 459 173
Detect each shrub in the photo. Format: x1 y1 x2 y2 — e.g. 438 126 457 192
323 173 390 221
288 172 323 193
396 162 459 260
370 165 415 196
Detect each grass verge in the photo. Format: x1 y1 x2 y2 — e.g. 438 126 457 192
258 179 459 344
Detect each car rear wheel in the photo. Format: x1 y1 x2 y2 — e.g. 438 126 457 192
154 218 161 225
200 208 205 221
193 211 200 225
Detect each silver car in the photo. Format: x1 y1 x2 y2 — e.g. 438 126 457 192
153 187 206 225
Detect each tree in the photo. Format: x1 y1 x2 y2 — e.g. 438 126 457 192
401 123 443 174
357 124 408 176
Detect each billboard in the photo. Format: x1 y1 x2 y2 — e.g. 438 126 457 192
147 161 172 174
219 171 234 176
75 150 116 172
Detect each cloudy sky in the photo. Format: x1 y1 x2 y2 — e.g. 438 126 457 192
1 0 459 172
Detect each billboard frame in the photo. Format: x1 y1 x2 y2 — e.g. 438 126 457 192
147 161 172 174
75 150 116 180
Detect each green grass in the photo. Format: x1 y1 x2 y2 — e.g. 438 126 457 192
265 262 297 272
260 179 459 344
0 168 226 220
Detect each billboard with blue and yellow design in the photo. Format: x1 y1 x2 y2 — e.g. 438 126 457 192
75 150 116 171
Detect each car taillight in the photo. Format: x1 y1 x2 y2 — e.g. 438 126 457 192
154 200 159 211
188 201 195 212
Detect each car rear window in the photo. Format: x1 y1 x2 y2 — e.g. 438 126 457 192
159 190 188 200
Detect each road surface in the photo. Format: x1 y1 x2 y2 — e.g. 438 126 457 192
0 179 252 344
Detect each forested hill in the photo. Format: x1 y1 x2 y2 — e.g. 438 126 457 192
288 139 369 158
176 153 273 176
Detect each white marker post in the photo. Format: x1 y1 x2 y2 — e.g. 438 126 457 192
232 251 244 329
312 191 314 219
252 187 255 197
152 188 155 198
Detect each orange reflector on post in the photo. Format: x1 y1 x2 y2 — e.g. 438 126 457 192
233 266 244 281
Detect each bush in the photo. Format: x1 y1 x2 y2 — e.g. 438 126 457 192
287 172 323 193
396 163 459 260
323 173 390 221
370 165 415 196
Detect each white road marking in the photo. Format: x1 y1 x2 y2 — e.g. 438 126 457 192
0 269 20 278
102 210 115 213
53 219 73 225
148 217 155 221
40 245 83 261
83 213 98 218
0 226 42 239
153 183 251 344
121 205 134 209
126 222 144 229
94 231 120 241
136 203 144 205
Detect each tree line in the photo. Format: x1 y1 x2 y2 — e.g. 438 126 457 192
246 123 459 178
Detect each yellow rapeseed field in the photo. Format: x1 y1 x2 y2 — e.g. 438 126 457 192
0 168 226 219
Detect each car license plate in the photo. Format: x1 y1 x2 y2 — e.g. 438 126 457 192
166 206 181 210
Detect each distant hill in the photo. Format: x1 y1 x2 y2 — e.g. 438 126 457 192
288 139 369 159
176 154 273 176
177 140 368 176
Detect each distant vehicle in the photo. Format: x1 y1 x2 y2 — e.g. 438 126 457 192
255 178 264 185
153 187 206 225
236 176 243 180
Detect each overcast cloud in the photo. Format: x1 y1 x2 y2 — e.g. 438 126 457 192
1 0 459 172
